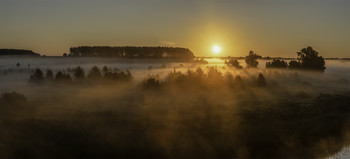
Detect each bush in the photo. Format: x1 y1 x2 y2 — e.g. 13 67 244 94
30 68 44 82
289 60 301 69
104 69 133 82
55 71 72 83
256 73 266 86
102 66 109 75
87 66 102 81
245 50 260 68
297 46 326 71
266 59 287 68
185 68 205 82
165 69 186 84
142 76 161 90
45 69 54 80
226 59 242 69
207 67 223 80
73 66 86 81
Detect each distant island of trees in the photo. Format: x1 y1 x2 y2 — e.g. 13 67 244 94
0 49 40 57
66 46 195 59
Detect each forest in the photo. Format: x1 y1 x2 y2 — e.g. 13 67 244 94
0 49 40 56
67 46 195 59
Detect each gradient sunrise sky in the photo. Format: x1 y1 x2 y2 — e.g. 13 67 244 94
1 0 349 57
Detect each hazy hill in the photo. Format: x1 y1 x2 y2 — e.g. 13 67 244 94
0 49 40 57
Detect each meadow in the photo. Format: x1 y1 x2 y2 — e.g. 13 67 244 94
1 57 350 158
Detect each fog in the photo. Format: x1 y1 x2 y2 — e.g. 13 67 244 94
1 57 350 158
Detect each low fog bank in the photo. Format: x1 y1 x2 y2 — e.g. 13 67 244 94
1 57 350 94
1 57 350 158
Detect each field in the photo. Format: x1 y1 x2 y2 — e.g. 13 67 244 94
1 57 350 158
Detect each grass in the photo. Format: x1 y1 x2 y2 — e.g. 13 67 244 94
1 67 350 158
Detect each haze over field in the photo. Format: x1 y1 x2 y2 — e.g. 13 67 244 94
2 0 350 158
0 56 350 158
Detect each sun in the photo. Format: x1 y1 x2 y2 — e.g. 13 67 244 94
212 46 221 54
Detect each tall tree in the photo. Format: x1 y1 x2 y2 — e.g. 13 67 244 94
245 50 259 68
297 46 325 70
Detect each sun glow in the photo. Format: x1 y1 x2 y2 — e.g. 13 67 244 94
212 46 221 54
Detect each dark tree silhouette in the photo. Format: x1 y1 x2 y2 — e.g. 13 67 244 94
245 51 260 68
102 66 109 75
257 73 266 86
234 75 244 85
104 69 133 82
55 71 72 82
69 46 195 59
226 59 242 69
289 60 301 69
30 68 44 82
45 69 54 80
0 49 40 56
73 66 86 81
185 67 205 82
266 59 288 68
297 46 325 71
143 76 161 90
87 66 102 81
207 67 223 80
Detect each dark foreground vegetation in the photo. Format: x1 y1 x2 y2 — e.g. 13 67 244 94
29 66 133 84
1 67 350 159
68 46 195 59
0 49 40 56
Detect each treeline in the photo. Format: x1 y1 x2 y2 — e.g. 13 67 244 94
29 66 132 84
266 46 325 70
67 46 195 59
0 49 40 56
142 67 267 90
226 46 326 71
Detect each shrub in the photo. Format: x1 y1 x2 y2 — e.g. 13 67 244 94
245 50 260 68
165 69 186 84
104 69 133 82
87 66 102 81
73 66 86 81
266 59 287 68
30 68 44 82
289 60 301 69
257 73 266 86
102 66 109 75
55 71 72 82
142 76 161 90
207 67 222 80
45 69 54 80
297 46 326 71
226 59 242 69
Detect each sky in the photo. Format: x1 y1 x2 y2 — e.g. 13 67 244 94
1 0 349 57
